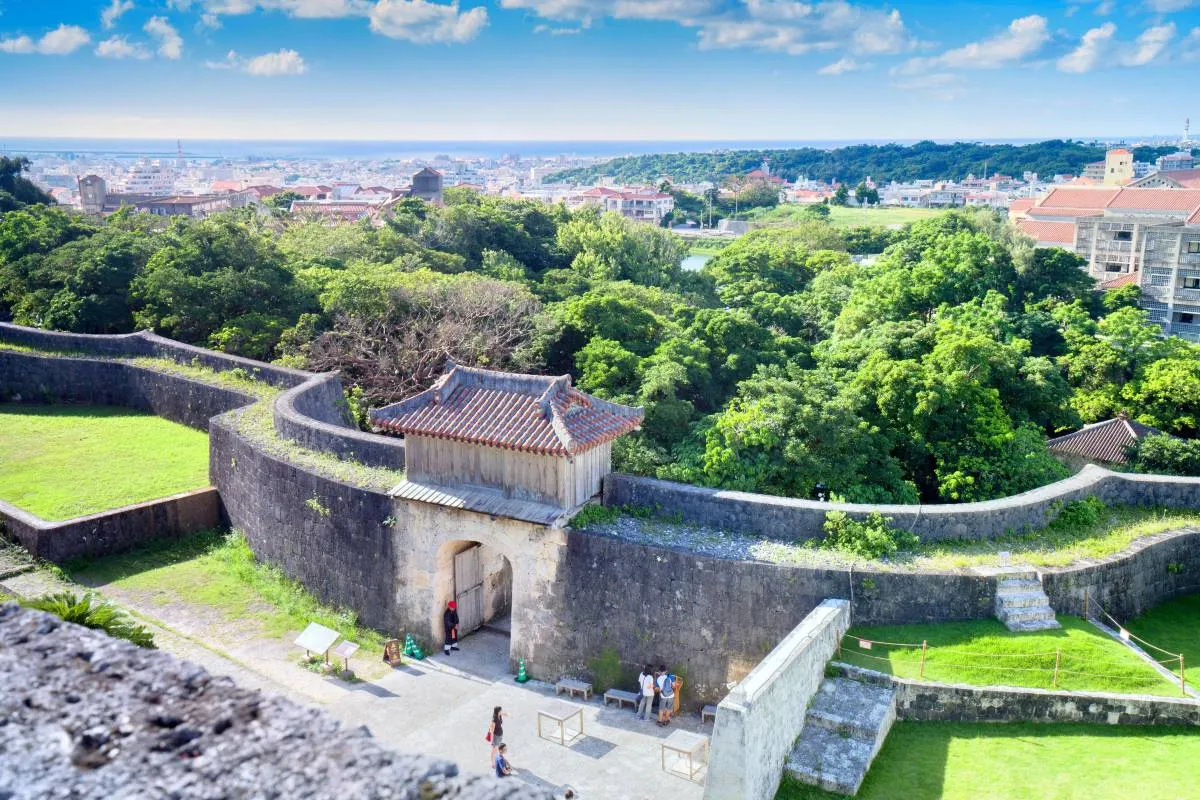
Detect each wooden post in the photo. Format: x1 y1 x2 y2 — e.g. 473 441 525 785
1053 650 1062 689
919 640 928 679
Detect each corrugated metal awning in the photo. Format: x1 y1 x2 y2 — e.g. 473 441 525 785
389 479 567 526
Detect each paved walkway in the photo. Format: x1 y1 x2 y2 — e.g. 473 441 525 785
329 629 708 799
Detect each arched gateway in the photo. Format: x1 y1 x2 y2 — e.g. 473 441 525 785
370 363 643 671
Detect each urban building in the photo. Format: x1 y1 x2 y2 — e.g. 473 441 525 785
410 167 444 204
575 187 674 224
1156 152 1196 172
76 175 155 216
139 194 232 217
1132 168 1200 189
1015 186 1200 341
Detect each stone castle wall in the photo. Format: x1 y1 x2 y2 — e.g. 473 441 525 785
604 470 1200 543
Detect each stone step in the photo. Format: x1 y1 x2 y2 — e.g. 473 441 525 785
1005 617 1063 632
805 678 896 739
786 724 876 796
996 591 1052 610
999 605 1058 624
786 677 898 796
997 578 1044 593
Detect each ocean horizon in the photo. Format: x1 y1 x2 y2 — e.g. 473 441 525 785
0 135 1170 162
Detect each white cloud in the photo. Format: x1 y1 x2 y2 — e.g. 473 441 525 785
1057 22 1116 73
501 0 913 56
245 47 308 74
96 35 151 58
102 0 135 29
145 16 183 59
1057 22 1175 73
817 56 867 74
199 12 222 29
368 0 489 44
1 24 91 55
1185 27 1200 60
1121 22 1173 66
1143 0 1195 10
201 0 368 17
897 14 1047 74
532 23 584 35
206 47 309 74
167 0 195 8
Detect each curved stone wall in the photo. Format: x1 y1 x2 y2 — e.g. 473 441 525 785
275 374 405 471
604 469 1200 543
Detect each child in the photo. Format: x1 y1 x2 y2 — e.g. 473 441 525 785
494 743 513 778
656 664 676 726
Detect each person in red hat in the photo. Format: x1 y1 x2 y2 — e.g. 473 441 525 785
443 600 460 655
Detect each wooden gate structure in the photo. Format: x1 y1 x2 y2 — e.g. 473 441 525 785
453 544 485 636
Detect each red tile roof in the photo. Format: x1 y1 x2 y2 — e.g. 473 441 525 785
1026 207 1104 218
1008 197 1035 215
1016 220 1075 245
1099 271 1140 290
1106 188 1200 212
1038 187 1121 209
1190 207 1200 225
370 364 643 456
1046 415 1163 464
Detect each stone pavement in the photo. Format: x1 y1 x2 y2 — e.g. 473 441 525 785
327 628 709 800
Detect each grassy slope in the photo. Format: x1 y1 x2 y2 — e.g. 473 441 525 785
778 722 1200 800
823 205 947 227
838 617 1177 696
0 404 209 520
1126 594 1200 688
66 529 386 655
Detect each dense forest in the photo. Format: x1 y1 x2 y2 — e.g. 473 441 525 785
548 141 1186 186
3 163 1199 501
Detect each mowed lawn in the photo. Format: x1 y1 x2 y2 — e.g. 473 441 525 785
778 722 1200 800
823 205 947 228
838 617 1179 696
0 404 209 520
1126 594 1200 688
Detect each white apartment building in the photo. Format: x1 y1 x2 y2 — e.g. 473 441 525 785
122 162 175 196
575 187 674 224
1016 186 1200 341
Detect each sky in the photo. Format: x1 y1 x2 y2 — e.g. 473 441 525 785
0 0 1198 142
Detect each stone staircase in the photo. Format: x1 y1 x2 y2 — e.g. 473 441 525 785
785 677 897 796
995 569 1060 632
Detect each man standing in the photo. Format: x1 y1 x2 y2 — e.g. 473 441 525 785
656 664 675 726
443 600 459 655
636 664 655 721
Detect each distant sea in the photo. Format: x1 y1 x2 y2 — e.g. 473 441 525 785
0 136 1140 162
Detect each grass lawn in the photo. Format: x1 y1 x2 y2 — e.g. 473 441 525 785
823 205 947 228
0 404 209 520
777 722 1200 800
838 617 1179 696
66 529 386 656
1126 594 1200 688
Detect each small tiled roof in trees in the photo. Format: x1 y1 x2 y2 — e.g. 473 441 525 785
1046 414 1164 464
370 363 643 456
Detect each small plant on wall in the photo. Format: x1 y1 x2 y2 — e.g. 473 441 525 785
1167 562 1185 575
305 495 331 518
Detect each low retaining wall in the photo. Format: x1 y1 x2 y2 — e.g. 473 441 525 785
832 664 1200 727
604 469 1200 543
1043 527 1200 621
275 375 405 471
704 599 851 800
0 488 221 563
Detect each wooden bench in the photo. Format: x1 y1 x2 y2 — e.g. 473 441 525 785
555 678 593 700
701 705 718 724
603 688 640 709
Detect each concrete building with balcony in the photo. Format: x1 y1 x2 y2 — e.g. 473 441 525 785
1016 186 1200 341
575 187 674 224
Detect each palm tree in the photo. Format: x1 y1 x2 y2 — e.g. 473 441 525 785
23 592 156 648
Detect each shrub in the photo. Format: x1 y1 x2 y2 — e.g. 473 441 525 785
1050 497 1107 530
23 591 155 648
1129 435 1200 477
570 504 620 529
819 511 918 559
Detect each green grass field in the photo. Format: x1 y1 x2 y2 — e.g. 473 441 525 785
823 205 947 228
837 617 1179 696
777 722 1200 800
67 529 386 655
1126 594 1200 688
0 404 210 520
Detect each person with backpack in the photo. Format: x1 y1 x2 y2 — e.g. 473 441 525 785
656 664 676 726
636 663 655 721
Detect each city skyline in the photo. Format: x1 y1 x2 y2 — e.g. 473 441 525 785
1 1 1198 141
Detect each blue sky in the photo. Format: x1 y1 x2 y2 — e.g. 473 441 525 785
1 0 1197 141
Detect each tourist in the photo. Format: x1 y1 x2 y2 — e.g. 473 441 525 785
488 705 508 762
494 743 513 778
637 663 655 721
443 600 459 655
656 664 676 726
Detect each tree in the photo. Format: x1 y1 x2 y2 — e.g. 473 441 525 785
1129 434 1200 476
0 156 54 212
832 184 850 206
853 182 880 206
264 190 303 214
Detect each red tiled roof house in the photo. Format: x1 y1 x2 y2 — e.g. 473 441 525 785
1046 414 1165 471
370 364 643 517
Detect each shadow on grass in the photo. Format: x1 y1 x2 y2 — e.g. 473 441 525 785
65 528 228 587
